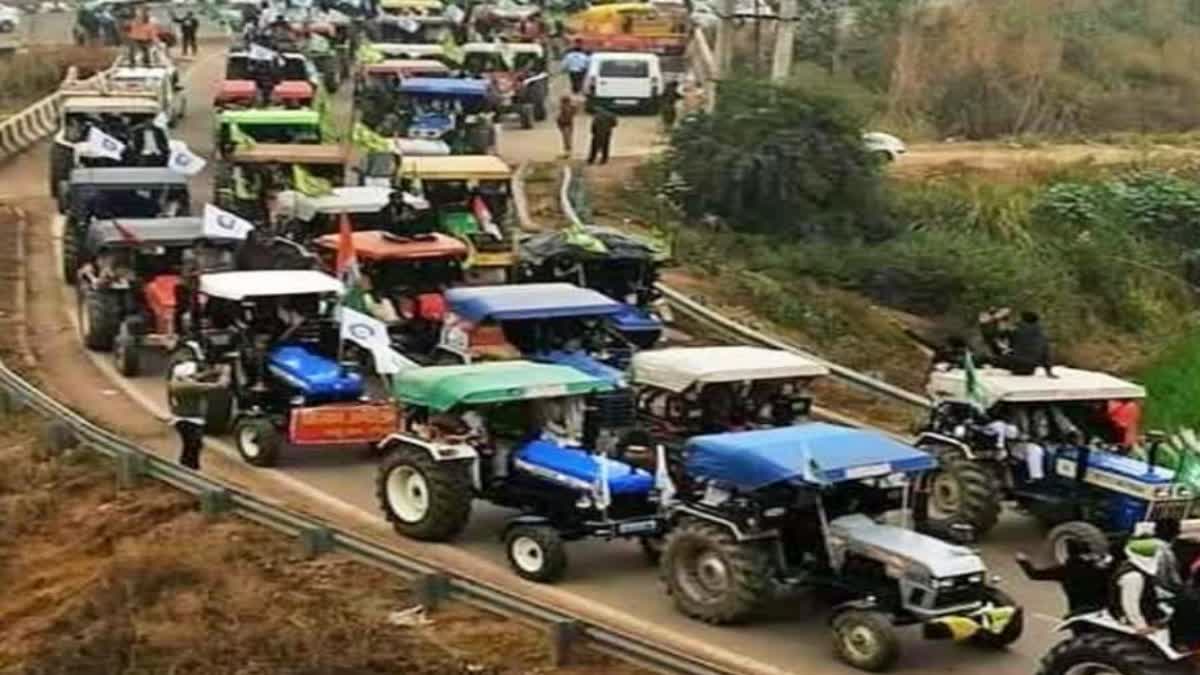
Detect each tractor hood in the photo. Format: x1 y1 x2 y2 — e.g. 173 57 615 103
828 514 986 579
408 111 454 139
531 349 626 387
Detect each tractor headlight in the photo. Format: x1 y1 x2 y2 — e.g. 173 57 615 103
967 573 984 584
1154 486 1171 499
905 566 933 587
932 578 956 589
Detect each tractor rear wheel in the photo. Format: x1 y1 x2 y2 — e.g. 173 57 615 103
1045 521 1110 565
661 518 771 624
113 317 141 376
920 456 1002 536
1036 632 1192 675
80 286 120 352
377 444 473 541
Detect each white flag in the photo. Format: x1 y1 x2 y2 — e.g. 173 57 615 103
153 111 170 129
167 140 207 176
203 203 255 240
78 126 125 160
339 306 419 375
249 43 278 62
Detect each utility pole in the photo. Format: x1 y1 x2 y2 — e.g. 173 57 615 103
770 0 797 81
714 0 736 80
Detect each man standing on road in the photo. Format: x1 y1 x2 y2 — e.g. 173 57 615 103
173 10 199 56
588 104 617 165
167 360 231 471
561 42 589 95
556 94 577 158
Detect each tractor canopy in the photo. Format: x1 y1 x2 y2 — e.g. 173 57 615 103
218 108 322 128
374 43 446 60
927 366 1145 409
399 154 511 181
631 346 829 393
313 230 468 262
228 143 349 166
445 283 622 322
398 77 493 101
61 96 161 116
86 217 242 251
275 186 393 221
69 166 189 188
379 0 443 14
519 226 668 265
198 270 343 300
390 360 615 411
684 423 937 492
364 58 452 79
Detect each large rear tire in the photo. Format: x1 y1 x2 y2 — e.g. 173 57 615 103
376 444 473 541
113 317 141 377
919 456 1002 536
1036 632 1192 675
49 143 73 201
661 518 771 624
1045 521 1110 565
61 218 80 285
80 286 120 352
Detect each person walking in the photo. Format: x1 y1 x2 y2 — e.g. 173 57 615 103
173 10 199 56
561 42 589 95
167 359 231 471
660 81 681 131
588 104 617 165
556 94 577 158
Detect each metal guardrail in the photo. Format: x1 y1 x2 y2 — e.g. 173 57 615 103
558 165 934 411
0 356 730 675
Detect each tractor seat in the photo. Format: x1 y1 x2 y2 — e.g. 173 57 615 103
513 439 654 496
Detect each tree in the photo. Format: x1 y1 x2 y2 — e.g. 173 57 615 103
667 78 891 241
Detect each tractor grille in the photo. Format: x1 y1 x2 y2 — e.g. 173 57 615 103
1147 499 1195 521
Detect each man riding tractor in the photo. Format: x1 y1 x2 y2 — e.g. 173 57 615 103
214 108 326 158
59 166 191 284
76 217 241 377
461 41 549 128
213 142 349 223
395 155 516 283
390 77 498 154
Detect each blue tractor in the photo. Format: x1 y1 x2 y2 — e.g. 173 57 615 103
917 365 1199 558
170 270 397 466
395 77 497 154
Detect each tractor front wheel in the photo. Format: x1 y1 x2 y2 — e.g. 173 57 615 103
80 286 120 352
1045 521 1110 565
113 317 141 376
376 444 473 541
505 524 568 583
832 610 901 672
234 415 283 467
661 518 771 624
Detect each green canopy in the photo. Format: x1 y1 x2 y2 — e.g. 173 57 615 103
218 109 322 127
392 361 614 411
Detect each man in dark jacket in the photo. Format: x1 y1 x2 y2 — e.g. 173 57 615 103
172 10 199 56
167 359 231 470
588 105 618 165
1001 311 1055 376
1016 540 1112 616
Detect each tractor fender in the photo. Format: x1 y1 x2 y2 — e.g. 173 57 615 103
379 433 479 461
500 514 551 541
915 431 975 460
1057 611 1188 660
664 504 769 542
829 597 882 623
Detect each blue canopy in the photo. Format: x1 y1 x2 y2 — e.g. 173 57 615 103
685 423 937 492
446 283 623 322
399 77 491 98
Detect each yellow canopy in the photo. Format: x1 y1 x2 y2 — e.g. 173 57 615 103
400 155 512 180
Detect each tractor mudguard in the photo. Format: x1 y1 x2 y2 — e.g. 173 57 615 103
500 514 551 541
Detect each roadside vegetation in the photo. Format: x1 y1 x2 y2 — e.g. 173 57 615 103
0 46 114 114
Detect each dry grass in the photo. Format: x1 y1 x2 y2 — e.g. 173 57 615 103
0 410 648 675
0 46 117 113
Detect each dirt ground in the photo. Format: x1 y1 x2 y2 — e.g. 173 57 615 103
0 414 645 675
894 140 1200 180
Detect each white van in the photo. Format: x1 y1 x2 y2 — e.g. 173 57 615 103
583 52 662 114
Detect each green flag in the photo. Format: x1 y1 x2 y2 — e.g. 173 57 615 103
352 122 393 152
293 164 334 197
1177 447 1200 493
565 225 608 254
356 41 384 65
440 31 464 65
229 122 256 150
964 351 988 412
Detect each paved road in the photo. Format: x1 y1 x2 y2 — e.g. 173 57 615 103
11 42 1062 675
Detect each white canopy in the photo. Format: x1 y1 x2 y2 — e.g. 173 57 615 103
927 366 1145 408
631 346 829 393
275 187 393 222
200 270 343 300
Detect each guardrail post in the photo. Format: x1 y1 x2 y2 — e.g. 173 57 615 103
115 452 148 489
40 420 77 453
547 620 582 667
0 388 27 414
413 572 449 612
199 488 233 519
297 527 334 559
